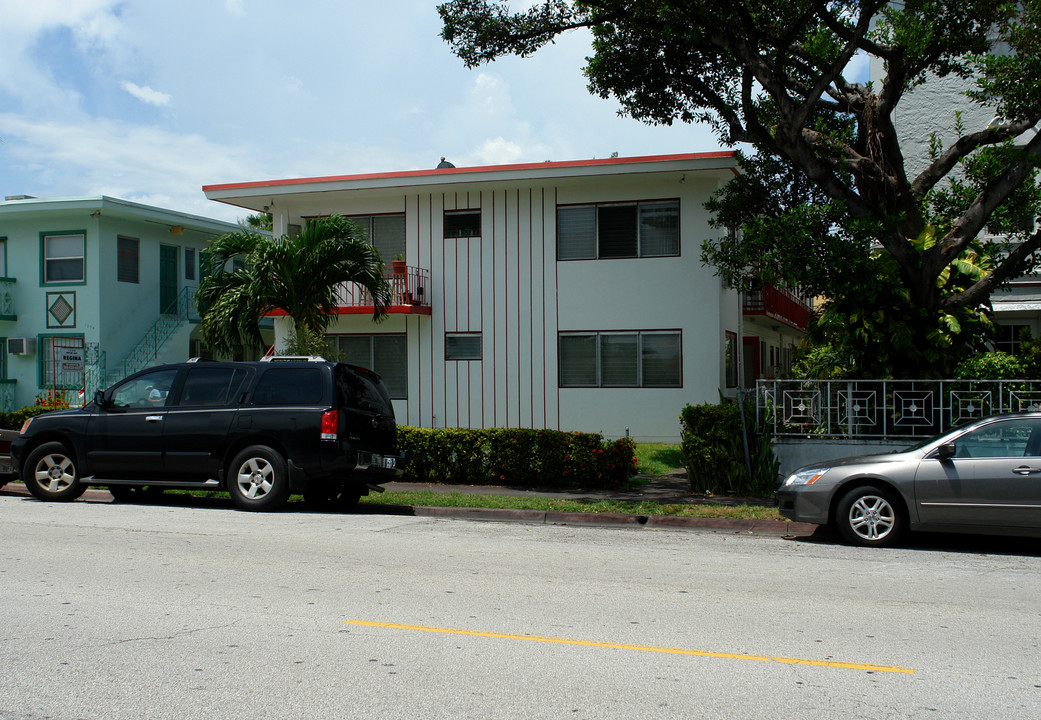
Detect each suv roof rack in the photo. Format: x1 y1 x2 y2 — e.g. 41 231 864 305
260 355 327 362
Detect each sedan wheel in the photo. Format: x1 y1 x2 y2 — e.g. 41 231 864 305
835 485 905 547
227 446 290 511
23 442 87 502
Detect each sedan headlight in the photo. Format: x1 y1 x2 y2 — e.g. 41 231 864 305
782 467 830 488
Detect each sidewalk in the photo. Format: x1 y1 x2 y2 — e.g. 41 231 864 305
1 471 819 537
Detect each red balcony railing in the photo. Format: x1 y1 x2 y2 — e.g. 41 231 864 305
333 265 431 315
743 285 811 331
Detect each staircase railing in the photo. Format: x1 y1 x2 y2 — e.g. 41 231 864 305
107 287 198 384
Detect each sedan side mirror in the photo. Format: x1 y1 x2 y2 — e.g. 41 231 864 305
935 442 957 460
93 390 108 408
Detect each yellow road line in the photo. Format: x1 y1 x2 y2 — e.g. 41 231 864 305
346 620 915 674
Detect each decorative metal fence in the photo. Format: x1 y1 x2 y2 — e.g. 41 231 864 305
757 379 1041 441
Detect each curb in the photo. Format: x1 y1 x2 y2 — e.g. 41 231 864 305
412 504 817 536
1 484 818 536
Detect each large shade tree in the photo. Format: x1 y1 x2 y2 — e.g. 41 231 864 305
197 215 391 356
439 0 1041 376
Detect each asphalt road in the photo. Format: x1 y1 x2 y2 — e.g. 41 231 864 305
2 494 1041 719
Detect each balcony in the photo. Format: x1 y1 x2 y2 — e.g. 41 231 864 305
333 265 431 316
743 285 811 331
0 277 15 320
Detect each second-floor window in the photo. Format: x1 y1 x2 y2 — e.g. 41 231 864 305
444 210 481 238
43 233 85 283
117 236 139 284
349 214 405 265
557 200 679 260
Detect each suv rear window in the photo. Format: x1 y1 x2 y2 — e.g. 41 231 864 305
251 368 325 405
336 366 392 414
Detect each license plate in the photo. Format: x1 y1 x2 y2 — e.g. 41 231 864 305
0 460 13 475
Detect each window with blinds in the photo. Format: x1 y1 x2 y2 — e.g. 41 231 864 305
557 200 679 260
330 333 407 399
559 331 681 388
348 214 406 265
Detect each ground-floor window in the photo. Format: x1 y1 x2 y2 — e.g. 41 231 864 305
329 333 407 399
38 335 85 390
559 331 681 388
996 323 1031 355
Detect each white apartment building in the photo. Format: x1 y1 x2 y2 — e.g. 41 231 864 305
204 153 808 441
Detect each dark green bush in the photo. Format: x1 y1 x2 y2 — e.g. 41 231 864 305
679 401 779 497
396 426 635 489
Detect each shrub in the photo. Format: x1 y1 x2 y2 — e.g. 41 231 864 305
953 351 1027 380
395 426 635 489
679 401 779 497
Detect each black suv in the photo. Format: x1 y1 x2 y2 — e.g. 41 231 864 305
12 357 403 511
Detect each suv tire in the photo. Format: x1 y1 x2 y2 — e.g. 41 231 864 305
23 442 87 502
227 445 290 511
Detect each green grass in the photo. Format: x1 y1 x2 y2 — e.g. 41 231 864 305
359 490 782 521
633 442 685 476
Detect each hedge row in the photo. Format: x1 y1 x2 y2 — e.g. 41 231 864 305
679 401 779 497
396 426 636 489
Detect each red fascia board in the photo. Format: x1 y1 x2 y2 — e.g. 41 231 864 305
203 151 737 193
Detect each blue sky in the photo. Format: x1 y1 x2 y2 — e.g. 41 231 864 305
0 0 723 223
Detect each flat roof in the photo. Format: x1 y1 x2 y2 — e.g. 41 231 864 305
203 151 737 195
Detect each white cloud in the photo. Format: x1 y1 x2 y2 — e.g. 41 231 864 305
475 137 524 165
225 0 245 16
120 81 172 107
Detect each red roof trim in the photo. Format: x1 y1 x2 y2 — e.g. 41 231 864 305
203 151 737 193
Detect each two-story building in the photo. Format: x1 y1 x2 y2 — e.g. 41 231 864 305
205 153 808 441
0 195 249 411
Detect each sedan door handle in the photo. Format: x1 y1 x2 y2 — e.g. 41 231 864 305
1012 465 1041 475
145 415 164 423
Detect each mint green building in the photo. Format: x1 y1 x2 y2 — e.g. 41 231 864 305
0 195 248 412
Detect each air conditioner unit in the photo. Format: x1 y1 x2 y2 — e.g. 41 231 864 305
7 337 36 355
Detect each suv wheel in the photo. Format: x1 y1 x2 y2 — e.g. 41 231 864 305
227 446 290 511
23 442 87 502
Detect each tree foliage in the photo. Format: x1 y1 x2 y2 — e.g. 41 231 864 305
197 215 391 356
439 0 1041 376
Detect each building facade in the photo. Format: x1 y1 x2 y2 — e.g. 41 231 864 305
0 195 244 411
205 153 805 441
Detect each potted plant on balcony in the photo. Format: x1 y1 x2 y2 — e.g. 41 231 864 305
392 253 407 275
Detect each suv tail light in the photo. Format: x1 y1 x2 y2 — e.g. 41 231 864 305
320 409 338 441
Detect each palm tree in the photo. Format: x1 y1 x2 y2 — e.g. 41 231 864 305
197 214 391 356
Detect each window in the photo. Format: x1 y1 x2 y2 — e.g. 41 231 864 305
185 247 196 281
110 368 178 409
996 324 1031 355
725 331 738 388
251 368 324 405
179 367 248 407
38 336 85 390
349 214 405 265
330 334 407 399
446 333 482 361
558 201 679 260
444 210 481 238
954 419 1041 458
117 236 139 284
43 233 85 283
559 332 681 388
0 237 6 276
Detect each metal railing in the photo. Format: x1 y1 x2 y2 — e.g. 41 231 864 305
107 287 197 384
757 378 1041 441
334 266 431 309
0 277 15 318
742 285 812 330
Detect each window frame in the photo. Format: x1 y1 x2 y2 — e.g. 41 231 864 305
557 199 680 261
40 231 87 285
117 235 140 284
445 333 483 361
444 209 482 239
559 330 682 388
347 213 406 264
185 247 196 281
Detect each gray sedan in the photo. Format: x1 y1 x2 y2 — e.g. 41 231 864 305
776 413 1041 546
